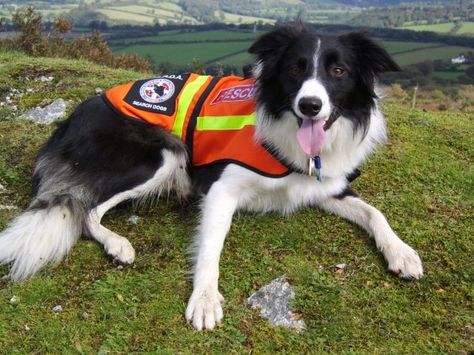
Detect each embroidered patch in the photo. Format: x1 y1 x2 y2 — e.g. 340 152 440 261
139 78 175 104
210 84 255 105
123 74 189 116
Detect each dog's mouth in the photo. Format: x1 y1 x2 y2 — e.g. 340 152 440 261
293 110 340 156
295 116 327 156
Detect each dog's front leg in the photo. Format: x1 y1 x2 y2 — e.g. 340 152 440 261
319 194 423 279
185 181 238 330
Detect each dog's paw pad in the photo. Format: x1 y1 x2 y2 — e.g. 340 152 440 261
105 237 135 264
387 243 423 280
185 289 224 331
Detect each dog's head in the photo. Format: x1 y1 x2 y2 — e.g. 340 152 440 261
249 24 400 142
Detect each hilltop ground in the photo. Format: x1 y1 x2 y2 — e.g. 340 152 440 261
0 52 472 353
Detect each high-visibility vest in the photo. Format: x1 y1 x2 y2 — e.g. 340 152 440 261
103 73 292 177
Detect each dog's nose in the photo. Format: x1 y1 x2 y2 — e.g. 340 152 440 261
298 97 322 117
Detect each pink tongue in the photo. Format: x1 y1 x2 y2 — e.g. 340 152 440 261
296 119 326 156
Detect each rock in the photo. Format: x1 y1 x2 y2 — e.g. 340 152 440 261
336 263 346 269
0 204 16 210
95 87 103 94
52 305 63 313
9 295 20 305
24 324 30 331
79 312 89 320
38 75 54 82
127 215 141 224
247 276 305 330
21 99 67 124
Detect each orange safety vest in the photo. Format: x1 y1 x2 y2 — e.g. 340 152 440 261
103 73 292 177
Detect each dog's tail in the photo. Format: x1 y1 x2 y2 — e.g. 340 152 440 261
0 193 86 281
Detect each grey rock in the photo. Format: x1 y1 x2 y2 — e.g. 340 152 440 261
21 99 67 124
9 295 20 305
0 204 16 210
336 263 347 269
38 75 54 82
52 305 63 313
247 276 305 330
127 215 141 224
95 87 103 94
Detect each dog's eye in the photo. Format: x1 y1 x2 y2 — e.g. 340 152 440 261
289 58 307 76
289 64 301 76
330 66 345 78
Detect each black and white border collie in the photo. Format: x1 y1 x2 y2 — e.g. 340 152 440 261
0 24 423 331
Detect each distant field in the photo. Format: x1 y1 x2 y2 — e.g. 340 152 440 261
110 30 470 71
380 40 440 54
97 9 156 24
115 41 252 66
392 46 470 66
110 30 260 46
216 11 275 25
401 21 474 35
456 21 474 34
402 22 456 33
433 71 463 80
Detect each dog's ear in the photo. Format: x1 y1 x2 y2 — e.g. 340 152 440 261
248 24 306 63
338 31 401 75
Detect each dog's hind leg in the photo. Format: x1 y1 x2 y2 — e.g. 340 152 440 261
85 149 190 264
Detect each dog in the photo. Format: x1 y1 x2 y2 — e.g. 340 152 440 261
0 24 423 331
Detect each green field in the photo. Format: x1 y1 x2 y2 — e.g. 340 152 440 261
110 30 260 46
457 21 474 35
432 71 463 80
116 41 252 66
380 40 440 54
401 21 474 36
392 46 471 66
402 22 456 33
110 30 471 72
0 52 472 353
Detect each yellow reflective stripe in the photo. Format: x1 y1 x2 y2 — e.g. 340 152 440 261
196 113 256 131
172 75 210 137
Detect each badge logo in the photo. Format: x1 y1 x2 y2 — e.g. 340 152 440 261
139 78 175 104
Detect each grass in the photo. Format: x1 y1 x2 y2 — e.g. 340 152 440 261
0 52 473 353
115 41 252 66
109 30 259 46
97 8 156 24
457 21 474 35
402 22 456 33
392 45 471 66
379 40 440 54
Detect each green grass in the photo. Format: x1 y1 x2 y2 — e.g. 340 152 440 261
457 21 474 35
115 41 253 66
402 22 456 33
379 40 440 54
97 8 156 24
432 71 463 80
392 45 470 66
0 52 473 353
110 29 259 46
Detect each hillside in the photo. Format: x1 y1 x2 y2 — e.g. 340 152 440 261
0 52 472 353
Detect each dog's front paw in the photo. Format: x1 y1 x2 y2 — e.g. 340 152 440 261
104 236 135 264
185 288 224 331
385 241 423 279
